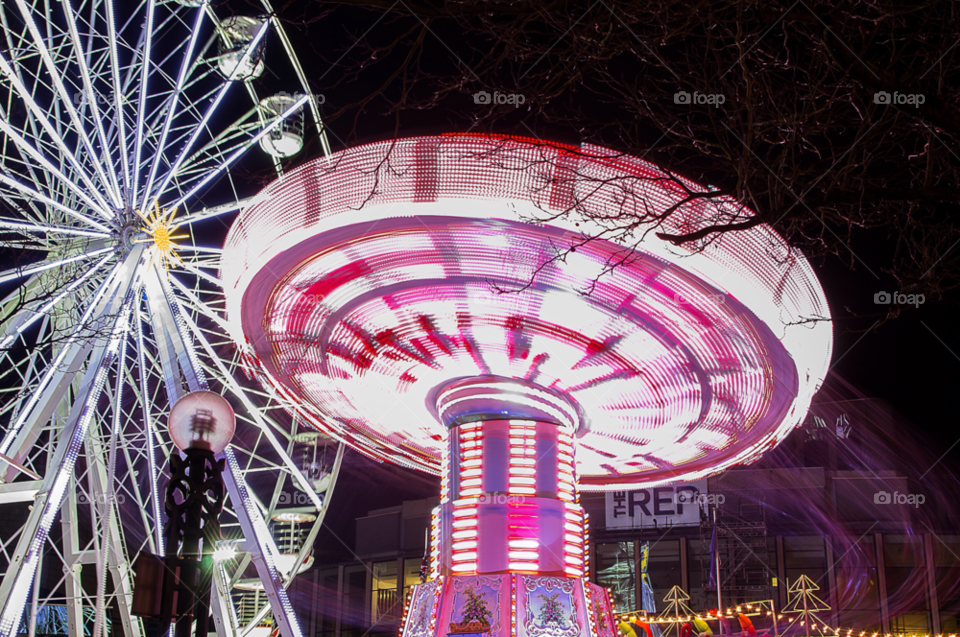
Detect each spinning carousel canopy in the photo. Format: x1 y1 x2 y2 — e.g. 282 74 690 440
220 134 832 489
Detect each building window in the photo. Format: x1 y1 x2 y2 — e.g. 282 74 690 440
371 561 400 626
935 535 960 633
647 539 682 609
832 535 880 631
596 542 636 612
884 534 930 633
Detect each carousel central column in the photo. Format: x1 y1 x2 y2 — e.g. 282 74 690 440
430 376 587 579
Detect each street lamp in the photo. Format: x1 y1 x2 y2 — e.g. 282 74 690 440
166 391 234 637
132 391 235 637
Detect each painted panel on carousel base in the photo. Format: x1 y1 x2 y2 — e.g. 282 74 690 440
445 575 506 637
402 578 444 637
517 575 583 637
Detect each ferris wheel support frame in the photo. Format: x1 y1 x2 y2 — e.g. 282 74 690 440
0 247 145 637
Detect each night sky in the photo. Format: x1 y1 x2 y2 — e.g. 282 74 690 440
237 1 960 438
223 2 960 557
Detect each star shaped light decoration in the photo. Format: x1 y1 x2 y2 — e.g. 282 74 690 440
136 200 188 269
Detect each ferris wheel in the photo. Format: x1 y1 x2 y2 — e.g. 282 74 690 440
0 2 343 637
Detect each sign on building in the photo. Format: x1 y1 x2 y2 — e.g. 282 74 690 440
604 480 710 529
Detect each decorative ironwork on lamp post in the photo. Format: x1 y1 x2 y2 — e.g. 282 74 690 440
133 391 235 637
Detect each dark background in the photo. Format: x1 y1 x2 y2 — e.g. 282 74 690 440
220 1 960 561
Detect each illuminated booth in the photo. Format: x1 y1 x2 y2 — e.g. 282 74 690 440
220 134 833 637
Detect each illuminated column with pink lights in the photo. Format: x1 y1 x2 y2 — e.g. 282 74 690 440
429 376 587 579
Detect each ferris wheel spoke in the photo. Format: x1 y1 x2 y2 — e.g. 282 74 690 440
0 245 112 286
143 266 204 401
140 6 206 212
0 254 128 473
0 218 111 239
171 198 250 230
11 0 123 211
169 95 309 210
60 0 124 202
134 302 164 552
153 21 270 201
103 0 133 195
130 0 156 205
0 252 114 350
169 271 229 330
170 108 259 180
0 113 112 217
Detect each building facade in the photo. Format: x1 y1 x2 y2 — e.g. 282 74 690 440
301 393 960 637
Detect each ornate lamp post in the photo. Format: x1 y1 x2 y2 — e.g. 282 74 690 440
135 391 235 637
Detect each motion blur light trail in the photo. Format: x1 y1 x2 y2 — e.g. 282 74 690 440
735 373 960 627
221 134 832 488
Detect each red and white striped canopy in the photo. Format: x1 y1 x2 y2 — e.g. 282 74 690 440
221 134 832 489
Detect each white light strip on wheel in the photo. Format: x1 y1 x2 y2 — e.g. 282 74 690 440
104 0 131 193
130 0 156 205
0 247 112 286
0 253 114 350
169 94 309 209
154 20 270 201
140 2 206 212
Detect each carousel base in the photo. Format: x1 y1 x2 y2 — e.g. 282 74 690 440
401 574 618 637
